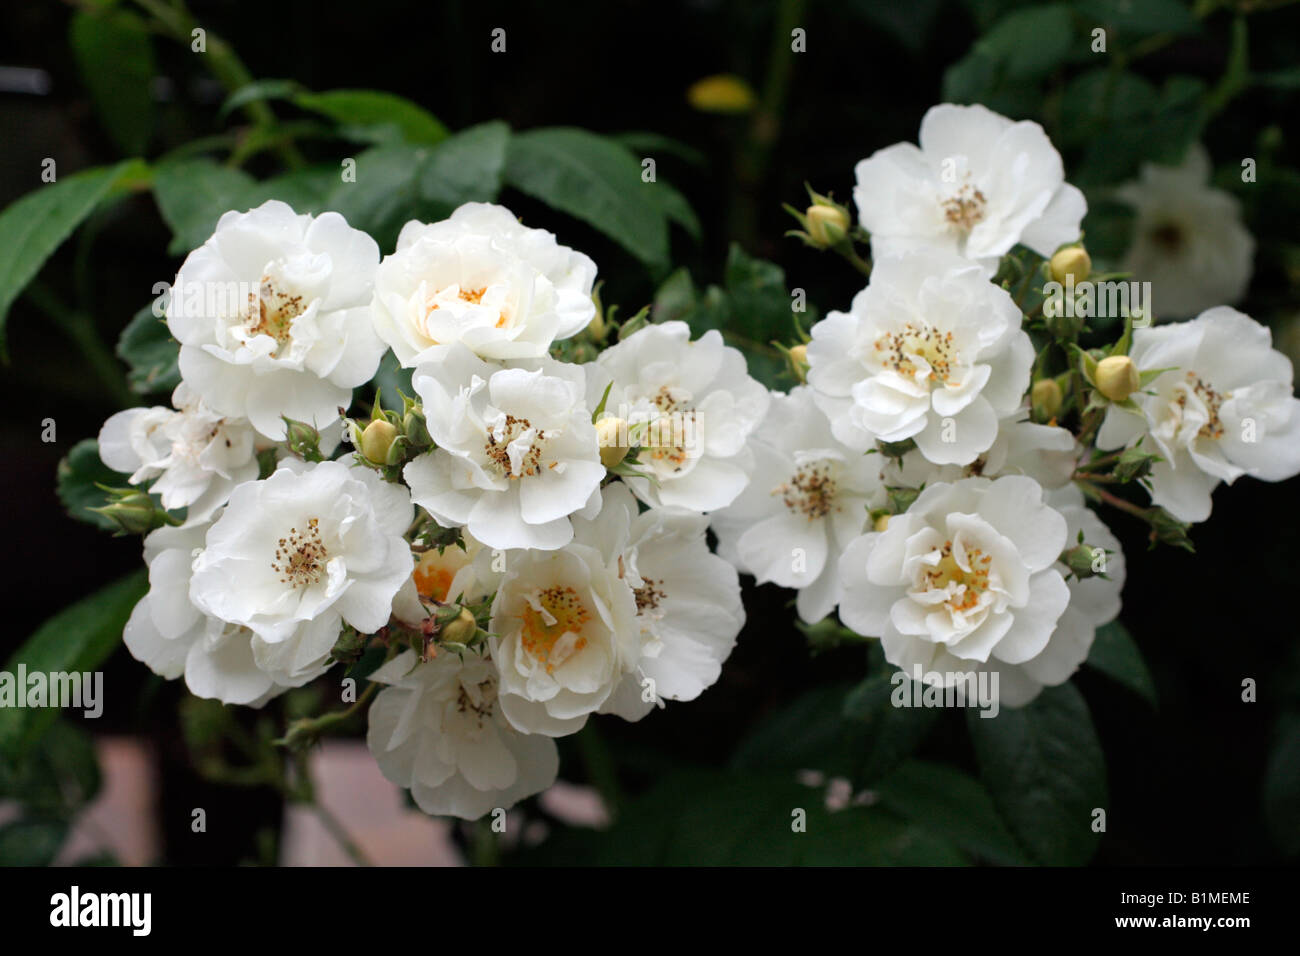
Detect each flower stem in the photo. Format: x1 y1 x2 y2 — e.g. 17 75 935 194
1077 480 1148 521
576 720 624 821
129 0 305 169
311 800 374 867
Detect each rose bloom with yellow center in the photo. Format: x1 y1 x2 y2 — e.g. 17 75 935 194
852 102 1086 276
404 344 606 551
838 475 1072 696
488 540 640 738
188 459 414 646
167 200 386 440
370 202 597 365
807 248 1034 466
1097 307 1300 523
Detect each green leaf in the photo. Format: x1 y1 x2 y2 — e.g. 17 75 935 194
218 78 303 120
117 304 180 395
875 760 1033 865
417 121 510 209
505 127 676 273
0 721 102 816
1263 712 1300 857
1057 69 1159 149
56 438 130 531
650 267 699 324
373 350 413 410
69 8 155 155
1086 620 1157 706
733 679 937 786
1145 77 1208 167
151 159 258 255
516 769 967 865
731 683 860 776
967 682 1108 865
325 123 509 251
612 131 707 167
1073 0 1198 37
974 4 1075 81
294 89 449 145
244 165 340 214
0 159 145 357
645 180 701 241
0 570 147 759
842 672 942 784
0 820 68 866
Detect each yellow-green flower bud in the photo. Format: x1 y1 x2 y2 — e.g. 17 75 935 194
439 606 478 646
1031 378 1063 420
361 419 398 464
806 204 849 248
595 416 630 469
1049 246 1091 285
1095 355 1140 402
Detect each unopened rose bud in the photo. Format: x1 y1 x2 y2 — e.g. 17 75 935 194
787 343 809 382
806 204 849 248
90 489 167 535
361 419 398 463
403 407 430 446
1096 355 1140 402
1050 246 1091 285
1061 543 1106 579
283 417 324 461
595 416 630 469
439 606 478 645
1031 378 1063 420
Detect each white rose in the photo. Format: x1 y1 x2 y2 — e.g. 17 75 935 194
124 518 335 705
1097 307 1300 522
404 344 605 551
590 320 770 512
838 476 1071 691
711 386 886 623
1116 144 1254 319
189 459 413 643
98 382 259 523
366 649 558 820
489 539 640 738
167 200 384 440
577 483 744 721
853 103 1085 274
807 249 1034 465
371 202 597 365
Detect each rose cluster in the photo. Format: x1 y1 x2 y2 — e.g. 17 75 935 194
102 201 758 819
94 103 1300 822
716 103 1300 707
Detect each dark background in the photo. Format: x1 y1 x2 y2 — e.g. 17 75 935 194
1 0 1297 865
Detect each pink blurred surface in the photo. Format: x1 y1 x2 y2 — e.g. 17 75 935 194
11 736 605 866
